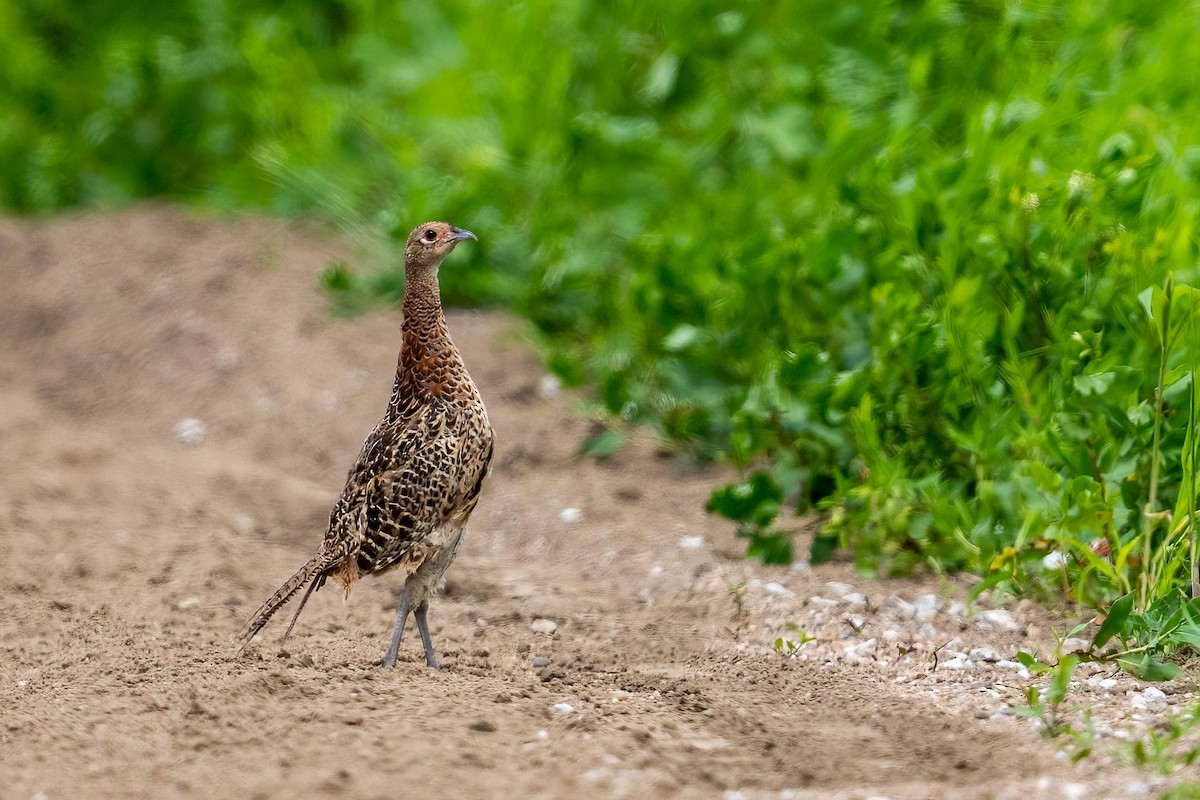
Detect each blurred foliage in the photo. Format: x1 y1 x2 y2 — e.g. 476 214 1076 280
5 0 1200 628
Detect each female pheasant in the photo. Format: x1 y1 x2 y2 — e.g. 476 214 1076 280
239 221 494 669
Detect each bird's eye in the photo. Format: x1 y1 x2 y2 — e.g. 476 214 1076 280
423 229 437 242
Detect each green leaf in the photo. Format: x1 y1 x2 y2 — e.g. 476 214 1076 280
1117 652 1181 682
1092 592 1134 650
576 430 626 460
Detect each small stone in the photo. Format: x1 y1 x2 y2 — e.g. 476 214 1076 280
789 560 810 572
296 654 314 667
939 655 968 670
1123 781 1150 795
843 638 877 659
538 374 562 399
763 582 789 596
551 703 574 716
469 719 497 732
881 629 900 642
532 656 551 668
917 623 938 640
253 388 275 414
173 418 206 445
976 609 1020 631
314 390 338 413
996 659 1022 670
175 597 201 610
841 592 867 607
887 595 917 619
913 593 939 621
1061 637 1089 652
807 596 837 609
968 647 1002 663
824 581 854 598
844 614 865 632
230 513 255 537
530 618 557 635
678 535 705 550
1142 687 1166 702
559 507 582 524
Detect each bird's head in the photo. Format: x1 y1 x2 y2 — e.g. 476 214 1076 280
403 221 477 271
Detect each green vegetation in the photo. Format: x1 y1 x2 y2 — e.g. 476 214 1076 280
4 1 1200 654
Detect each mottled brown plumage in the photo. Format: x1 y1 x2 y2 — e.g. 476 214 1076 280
239 221 494 669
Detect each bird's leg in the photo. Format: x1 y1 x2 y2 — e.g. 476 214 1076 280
413 600 440 670
377 588 412 668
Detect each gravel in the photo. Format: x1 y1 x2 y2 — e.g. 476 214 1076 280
530 618 557 635
173 417 206 445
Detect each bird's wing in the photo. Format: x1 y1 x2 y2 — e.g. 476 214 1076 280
329 400 493 574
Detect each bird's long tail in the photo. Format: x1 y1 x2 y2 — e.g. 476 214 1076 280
237 552 333 650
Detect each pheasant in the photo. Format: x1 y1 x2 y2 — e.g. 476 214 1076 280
239 221 494 669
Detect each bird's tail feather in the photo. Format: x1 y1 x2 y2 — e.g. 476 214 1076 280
238 552 332 649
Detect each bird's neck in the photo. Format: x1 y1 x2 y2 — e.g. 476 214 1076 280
386 266 471 418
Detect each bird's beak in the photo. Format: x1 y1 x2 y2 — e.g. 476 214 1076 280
450 227 477 242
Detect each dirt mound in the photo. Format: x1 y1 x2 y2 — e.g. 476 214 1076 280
0 207 1161 798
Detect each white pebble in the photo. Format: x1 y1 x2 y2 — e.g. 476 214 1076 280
530 618 557 635
764 581 790 596
789 560 810 572
977 608 1020 631
678 535 705 550
881 629 900 642
807 596 837 609
939 655 968 670
538 374 562 399
1142 687 1166 701
1124 780 1151 795
913 593 939 621
841 592 867 607
887 595 917 619
551 703 574 715
825 581 854 597
917 623 938 640
176 597 201 610
843 638 877 659
968 647 1002 663
314 390 338 413
230 513 255 537
173 417 206 445
559 507 582 524
252 388 275 414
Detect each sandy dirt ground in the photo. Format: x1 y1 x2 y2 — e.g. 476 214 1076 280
0 208 1194 799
